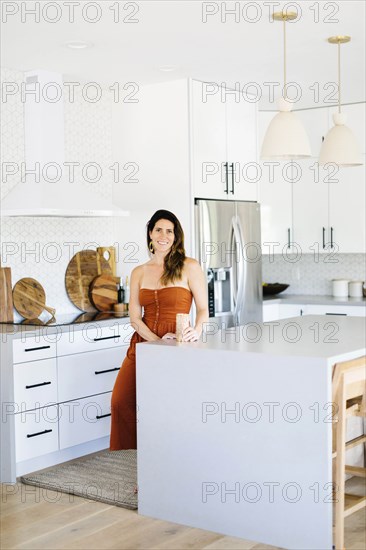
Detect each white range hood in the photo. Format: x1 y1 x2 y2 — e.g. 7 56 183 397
1 70 128 218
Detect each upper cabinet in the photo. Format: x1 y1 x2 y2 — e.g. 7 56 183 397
258 103 366 254
191 80 258 201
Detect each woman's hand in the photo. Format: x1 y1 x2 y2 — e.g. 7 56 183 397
162 332 176 340
182 326 199 342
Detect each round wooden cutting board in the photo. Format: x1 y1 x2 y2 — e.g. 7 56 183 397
13 278 56 320
89 274 120 312
65 250 113 312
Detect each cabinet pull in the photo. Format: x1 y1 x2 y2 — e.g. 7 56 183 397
25 381 51 389
27 429 52 438
25 345 51 352
325 312 347 316
96 413 111 420
93 335 120 342
224 162 229 194
322 227 326 249
95 367 120 375
300 309 303 316
287 228 291 249
230 162 235 194
330 227 334 248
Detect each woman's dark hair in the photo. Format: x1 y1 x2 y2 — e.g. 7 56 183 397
147 210 186 285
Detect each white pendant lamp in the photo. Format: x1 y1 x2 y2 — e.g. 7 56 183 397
319 36 363 166
261 11 311 160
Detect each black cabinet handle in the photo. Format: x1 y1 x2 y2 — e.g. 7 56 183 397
322 227 326 249
96 413 111 420
25 345 51 352
27 429 52 438
224 162 229 194
300 309 303 316
330 227 334 248
230 162 235 194
25 381 51 389
287 228 291 249
95 367 120 375
93 335 120 342
325 312 347 316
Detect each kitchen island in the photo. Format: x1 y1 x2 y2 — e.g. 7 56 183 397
136 315 365 550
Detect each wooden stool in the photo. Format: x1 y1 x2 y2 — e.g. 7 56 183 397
332 356 366 550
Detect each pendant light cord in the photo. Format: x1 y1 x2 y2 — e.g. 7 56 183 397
283 19 287 99
338 41 341 113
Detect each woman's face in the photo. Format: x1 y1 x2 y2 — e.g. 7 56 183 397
149 218 175 254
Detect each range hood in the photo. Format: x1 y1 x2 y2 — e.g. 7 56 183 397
1 70 129 218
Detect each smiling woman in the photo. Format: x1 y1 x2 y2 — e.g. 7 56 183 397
110 209 209 451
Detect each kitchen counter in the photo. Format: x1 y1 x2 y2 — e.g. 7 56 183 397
136 316 365 550
263 293 366 306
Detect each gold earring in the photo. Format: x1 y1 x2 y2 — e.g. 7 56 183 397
149 241 154 253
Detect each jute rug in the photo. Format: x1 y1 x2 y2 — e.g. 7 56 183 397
21 449 137 510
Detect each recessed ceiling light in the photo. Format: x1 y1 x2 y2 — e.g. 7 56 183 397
65 41 93 50
158 66 178 72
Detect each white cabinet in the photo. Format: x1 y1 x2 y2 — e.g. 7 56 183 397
192 81 227 200
59 392 112 449
259 103 366 253
226 94 258 201
13 358 57 411
192 80 258 201
305 305 366 317
278 304 306 319
262 302 280 322
58 347 126 403
264 302 366 321
15 405 59 462
328 164 366 253
2 319 132 482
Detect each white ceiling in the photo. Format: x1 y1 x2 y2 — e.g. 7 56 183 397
2 0 365 109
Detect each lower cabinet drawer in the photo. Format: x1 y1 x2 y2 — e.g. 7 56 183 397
15 405 59 462
58 347 126 402
59 392 112 450
13 335 57 364
14 358 57 411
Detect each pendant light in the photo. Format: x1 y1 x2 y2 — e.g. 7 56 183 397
319 36 363 166
260 11 311 160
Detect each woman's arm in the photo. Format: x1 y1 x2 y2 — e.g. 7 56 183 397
129 266 160 342
184 259 209 342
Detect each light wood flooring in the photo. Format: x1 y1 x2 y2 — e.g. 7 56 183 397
1 479 365 550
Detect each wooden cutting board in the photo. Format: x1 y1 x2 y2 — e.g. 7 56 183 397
0 263 14 323
97 247 116 276
65 250 113 312
89 274 120 312
13 278 56 320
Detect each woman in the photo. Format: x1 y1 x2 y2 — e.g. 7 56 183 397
110 209 208 450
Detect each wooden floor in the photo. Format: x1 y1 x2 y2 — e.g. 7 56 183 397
1 479 365 550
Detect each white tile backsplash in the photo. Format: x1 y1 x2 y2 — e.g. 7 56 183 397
262 253 366 295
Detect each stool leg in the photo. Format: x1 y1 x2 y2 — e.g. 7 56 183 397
335 381 346 550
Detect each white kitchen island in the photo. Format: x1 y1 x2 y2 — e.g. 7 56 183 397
136 316 366 550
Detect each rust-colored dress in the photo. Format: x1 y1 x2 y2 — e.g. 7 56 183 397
110 286 193 450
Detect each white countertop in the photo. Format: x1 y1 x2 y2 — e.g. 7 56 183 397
141 315 366 364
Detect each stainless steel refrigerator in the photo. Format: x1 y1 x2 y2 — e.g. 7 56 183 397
195 199 262 327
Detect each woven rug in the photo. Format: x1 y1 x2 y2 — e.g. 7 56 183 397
21 449 137 510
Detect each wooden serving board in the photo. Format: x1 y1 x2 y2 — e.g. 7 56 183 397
97 247 116 276
65 250 113 312
0 263 14 323
89 274 119 312
13 278 56 320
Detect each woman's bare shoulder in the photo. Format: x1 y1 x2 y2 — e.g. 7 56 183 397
184 257 202 274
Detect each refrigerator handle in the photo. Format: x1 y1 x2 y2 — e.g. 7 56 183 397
232 216 245 325
224 162 229 194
